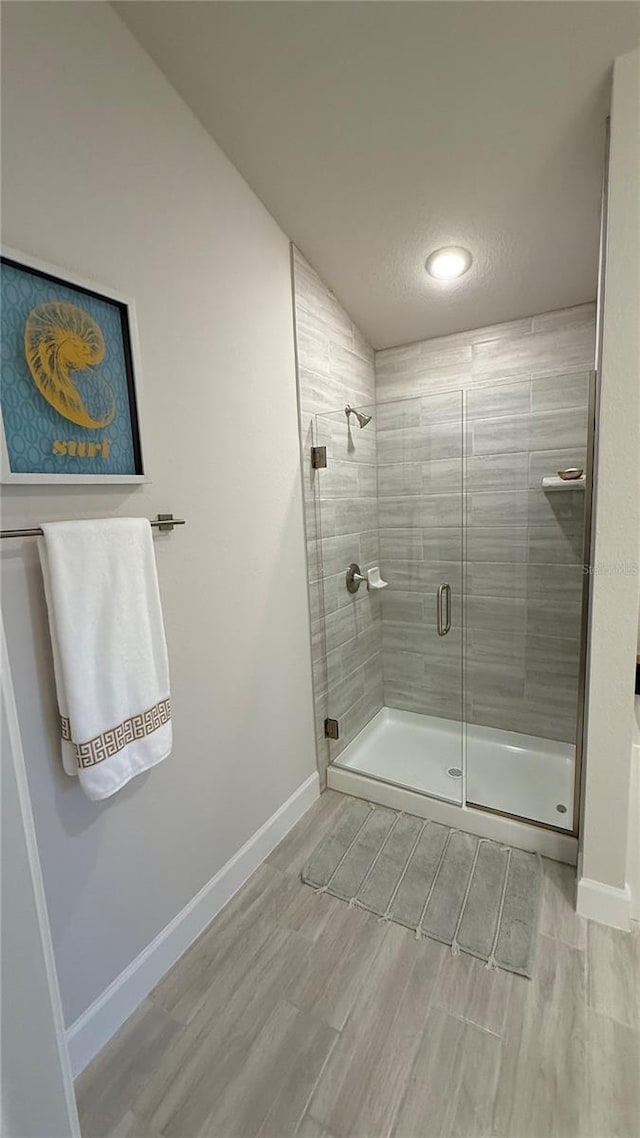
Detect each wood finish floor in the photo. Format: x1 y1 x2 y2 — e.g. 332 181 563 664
76 791 640 1138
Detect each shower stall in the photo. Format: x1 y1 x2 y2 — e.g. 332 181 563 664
310 370 593 855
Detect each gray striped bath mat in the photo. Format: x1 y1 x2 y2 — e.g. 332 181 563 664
302 800 542 977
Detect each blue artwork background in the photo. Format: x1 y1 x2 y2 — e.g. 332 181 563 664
1 260 140 475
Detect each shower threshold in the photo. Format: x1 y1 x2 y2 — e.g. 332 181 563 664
331 706 575 831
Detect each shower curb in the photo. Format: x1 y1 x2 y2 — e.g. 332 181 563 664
328 765 578 865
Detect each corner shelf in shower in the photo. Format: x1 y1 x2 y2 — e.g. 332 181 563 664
541 476 586 492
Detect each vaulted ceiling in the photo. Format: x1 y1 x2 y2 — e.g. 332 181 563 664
116 2 639 348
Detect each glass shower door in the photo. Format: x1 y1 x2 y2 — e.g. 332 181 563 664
313 391 464 804
463 369 593 832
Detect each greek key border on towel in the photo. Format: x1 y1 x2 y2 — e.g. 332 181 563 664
60 698 171 769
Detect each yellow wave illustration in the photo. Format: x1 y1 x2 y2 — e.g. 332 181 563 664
24 301 116 429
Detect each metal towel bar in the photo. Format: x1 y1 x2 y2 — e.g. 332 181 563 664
0 513 186 539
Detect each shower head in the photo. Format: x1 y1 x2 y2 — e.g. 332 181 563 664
345 404 372 429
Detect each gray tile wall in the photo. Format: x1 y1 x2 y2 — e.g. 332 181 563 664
466 371 589 741
376 305 595 742
292 248 382 784
376 306 596 401
376 391 465 722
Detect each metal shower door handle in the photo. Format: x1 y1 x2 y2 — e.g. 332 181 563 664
436 583 452 636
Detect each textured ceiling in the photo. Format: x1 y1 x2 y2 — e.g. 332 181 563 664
116 2 639 349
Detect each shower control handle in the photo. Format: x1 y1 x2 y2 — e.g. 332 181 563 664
436 583 452 636
346 563 367 594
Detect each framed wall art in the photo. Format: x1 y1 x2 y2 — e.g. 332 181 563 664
1 248 146 483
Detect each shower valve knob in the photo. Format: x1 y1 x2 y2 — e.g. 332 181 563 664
346 563 367 593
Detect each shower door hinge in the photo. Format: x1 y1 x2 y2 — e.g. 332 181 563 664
324 718 339 740
311 446 327 470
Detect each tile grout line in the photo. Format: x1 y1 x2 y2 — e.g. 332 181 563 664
273 1003 343 1138
332 923 448 1138
434 1005 507 1042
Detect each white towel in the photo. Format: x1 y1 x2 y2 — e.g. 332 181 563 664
37 518 172 801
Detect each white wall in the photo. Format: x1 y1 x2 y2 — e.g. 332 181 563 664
1 620 80 1138
1 0 315 1028
579 48 640 926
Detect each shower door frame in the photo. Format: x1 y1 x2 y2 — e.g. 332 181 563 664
572 366 597 838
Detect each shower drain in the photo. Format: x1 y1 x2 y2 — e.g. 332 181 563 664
447 767 463 779
556 804 568 814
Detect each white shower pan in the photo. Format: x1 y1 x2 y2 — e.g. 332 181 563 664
330 706 575 842
465 720 575 829
332 708 465 805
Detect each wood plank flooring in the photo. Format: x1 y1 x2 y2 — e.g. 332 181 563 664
76 790 640 1138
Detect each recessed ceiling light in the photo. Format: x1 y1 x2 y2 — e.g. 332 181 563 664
425 246 473 280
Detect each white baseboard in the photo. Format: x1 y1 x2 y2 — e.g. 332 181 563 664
66 771 320 1078
576 855 632 930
